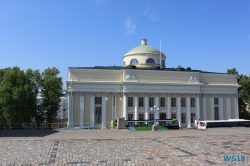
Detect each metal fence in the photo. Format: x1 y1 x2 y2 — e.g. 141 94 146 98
0 122 114 130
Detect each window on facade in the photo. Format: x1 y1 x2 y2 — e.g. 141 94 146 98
128 114 133 120
63 109 66 111
171 98 176 107
161 60 165 68
181 98 186 107
160 97 165 107
191 98 195 107
95 97 102 104
191 113 195 123
181 114 186 123
146 58 155 64
214 107 219 120
139 114 144 120
139 97 144 107
149 113 154 120
149 97 154 107
95 108 102 124
171 113 176 119
130 59 139 65
95 107 102 114
128 97 133 107
214 98 219 105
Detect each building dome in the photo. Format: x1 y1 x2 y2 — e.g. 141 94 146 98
123 39 166 68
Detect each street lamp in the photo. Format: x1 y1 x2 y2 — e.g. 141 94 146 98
150 105 159 126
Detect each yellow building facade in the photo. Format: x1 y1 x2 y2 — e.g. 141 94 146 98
67 39 239 129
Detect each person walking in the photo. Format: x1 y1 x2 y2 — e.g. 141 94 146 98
194 118 197 130
197 119 201 130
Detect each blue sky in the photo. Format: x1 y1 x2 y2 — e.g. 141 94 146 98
0 0 249 88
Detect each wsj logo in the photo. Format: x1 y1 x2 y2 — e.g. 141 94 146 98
224 156 245 162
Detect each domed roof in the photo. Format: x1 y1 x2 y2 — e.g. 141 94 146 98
124 39 163 56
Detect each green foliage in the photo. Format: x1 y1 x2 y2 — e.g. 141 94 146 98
0 66 63 124
40 67 63 123
0 67 38 123
227 68 250 119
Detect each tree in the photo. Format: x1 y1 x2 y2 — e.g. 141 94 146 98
227 68 250 119
227 68 238 75
0 67 38 124
40 67 63 124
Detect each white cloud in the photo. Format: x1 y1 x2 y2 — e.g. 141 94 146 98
125 18 136 36
150 12 159 22
144 3 159 22
144 3 150 15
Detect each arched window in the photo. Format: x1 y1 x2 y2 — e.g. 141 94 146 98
130 59 139 65
146 58 155 64
161 60 165 68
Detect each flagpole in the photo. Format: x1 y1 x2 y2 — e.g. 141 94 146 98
160 39 162 69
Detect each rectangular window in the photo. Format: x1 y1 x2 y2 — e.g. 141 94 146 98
191 113 195 123
139 97 144 107
149 113 154 120
160 97 165 107
191 98 195 107
181 114 186 123
95 107 102 124
95 107 102 114
95 97 102 104
139 114 144 120
128 97 133 107
128 114 133 120
171 98 176 107
149 97 154 107
214 107 219 120
171 113 176 119
181 98 186 107
214 98 219 105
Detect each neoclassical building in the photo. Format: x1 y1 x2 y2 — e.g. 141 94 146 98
67 39 239 129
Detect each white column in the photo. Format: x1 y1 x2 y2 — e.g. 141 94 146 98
67 92 74 128
134 93 138 120
210 94 214 120
227 94 231 119
234 94 239 119
60 98 63 120
187 94 191 128
145 93 149 120
112 93 116 120
219 94 223 120
177 93 181 127
167 93 171 119
102 93 107 129
90 92 95 128
79 92 85 128
196 94 200 119
155 93 159 119
123 93 127 120
202 94 207 120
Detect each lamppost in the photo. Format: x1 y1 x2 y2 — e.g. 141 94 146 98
150 105 159 126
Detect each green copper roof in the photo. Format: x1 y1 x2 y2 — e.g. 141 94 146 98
128 45 160 53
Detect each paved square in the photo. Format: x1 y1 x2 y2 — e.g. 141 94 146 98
0 128 249 165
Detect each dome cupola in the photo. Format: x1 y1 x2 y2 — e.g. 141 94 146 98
123 39 166 68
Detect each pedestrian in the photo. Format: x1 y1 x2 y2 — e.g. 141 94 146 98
194 118 197 130
197 119 201 130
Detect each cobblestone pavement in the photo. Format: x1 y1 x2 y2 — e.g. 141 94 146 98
0 134 250 166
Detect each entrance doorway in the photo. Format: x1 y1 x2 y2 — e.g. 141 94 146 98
160 113 166 119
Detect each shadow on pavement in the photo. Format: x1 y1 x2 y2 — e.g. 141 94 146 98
0 129 59 137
